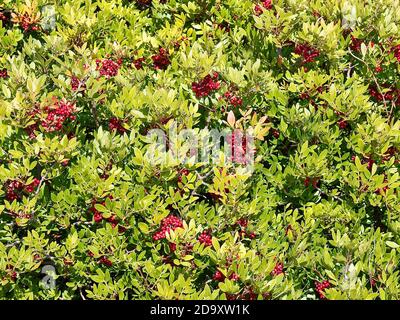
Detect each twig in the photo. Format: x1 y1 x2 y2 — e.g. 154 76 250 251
347 49 387 109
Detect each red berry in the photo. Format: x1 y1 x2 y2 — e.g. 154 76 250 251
338 119 348 129
152 215 183 241
10 271 17 281
254 1 272 15
315 280 331 299
294 43 320 64
133 57 145 70
198 231 212 247
109 117 127 134
0 68 8 79
96 59 120 78
392 45 400 63
213 270 225 282
106 215 118 228
151 48 170 70
41 98 76 132
271 263 284 276
247 231 256 239
71 75 86 91
177 168 189 183
169 243 176 252
236 218 248 228
229 273 240 281
94 212 103 223
271 129 280 139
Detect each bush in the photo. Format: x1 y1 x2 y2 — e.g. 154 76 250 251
0 0 400 300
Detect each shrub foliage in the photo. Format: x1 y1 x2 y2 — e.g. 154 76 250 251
1 0 400 300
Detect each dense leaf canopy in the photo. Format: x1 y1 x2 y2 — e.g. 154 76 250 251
0 0 400 300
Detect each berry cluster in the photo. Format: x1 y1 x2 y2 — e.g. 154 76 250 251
315 280 331 299
198 230 212 247
237 218 248 228
270 128 280 139
236 218 256 239
108 117 127 134
25 178 40 193
192 73 221 98
338 119 348 130
109 214 126 233
5 180 24 202
0 68 8 79
25 123 39 139
213 270 225 282
107 214 118 228
88 197 125 231
271 262 284 276
350 36 363 52
88 200 104 223
133 57 145 70
177 168 189 183
239 287 258 300
100 162 113 180
298 86 326 109
369 85 400 106
135 0 168 8
168 243 177 252
4 264 18 282
71 76 86 91
363 157 375 171
96 59 121 78
99 256 113 267
304 176 320 188
41 99 76 132
216 22 231 32
151 48 170 70
0 10 11 24
152 215 183 241
294 43 320 64
4 178 40 201
229 272 240 281
213 270 240 282
14 12 41 32
223 91 243 108
392 45 400 62
375 64 383 73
